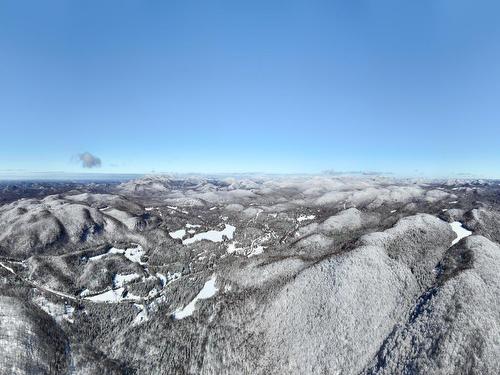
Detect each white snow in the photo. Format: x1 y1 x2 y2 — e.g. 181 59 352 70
85 287 142 303
167 205 188 214
123 245 145 264
183 224 236 245
173 275 219 319
114 273 141 288
156 271 181 287
169 229 186 239
132 304 148 326
37 285 77 301
88 244 145 265
227 242 244 254
449 201 458 204
147 288 159 298
450 221 472 246
167 272 182 284
297 214 316 222
87 252 109 261
156 273 167 286
86 288 126 303
0 262 15 274
226 232 271 257
63 305 75 322
390 210 397 213
170 223 202 239
33 295 75 323
248 245 265 257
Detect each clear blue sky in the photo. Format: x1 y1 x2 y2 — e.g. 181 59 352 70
1 1 499 177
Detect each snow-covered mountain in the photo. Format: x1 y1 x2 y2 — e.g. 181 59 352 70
0 176 498 374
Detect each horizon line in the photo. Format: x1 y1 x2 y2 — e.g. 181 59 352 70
0 170 492 182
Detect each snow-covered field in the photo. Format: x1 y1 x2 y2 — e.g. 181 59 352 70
173 275 219 319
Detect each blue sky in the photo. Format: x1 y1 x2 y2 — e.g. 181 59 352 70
1 1 499 177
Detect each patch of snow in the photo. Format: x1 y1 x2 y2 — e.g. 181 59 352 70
297 214 316 222
169 229 186 239
132 304 148 326
183 224 236 245
0 262 15 274
167 205 188 214
114 273 141 288
126 290 143 300
142 274 157 283
248 233 272 257
173 275 218 320
147 288 159 298
449 201 458 204
64 305 75 322
147 294 166 313
248 245 265 257
33 295 75 323
227 241 244 254
228 232 272 257
84 287 142 303
86 288 126 303
167 272 182 284
186 223 201 228
87 252 109 261
88 244 145 265
156 273 167 287
450 221 472 246
209 206 217 210
123 245 146 265
390 210 397 213
156 271 181 287
79 289 90 297
38 285 77 301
